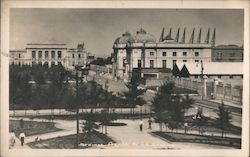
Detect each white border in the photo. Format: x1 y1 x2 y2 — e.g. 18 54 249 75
1 0 249 156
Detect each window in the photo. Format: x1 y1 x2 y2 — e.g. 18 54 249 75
38 61 42 65
45 51 49 59
44 62 48 66
183 60 187 62
72 62 75 66
162 52 166 56
218 75 221 79
150 52 154 56
32 61 36 65
150 60 154 68
138 59 141 68
194 75 198 79
195 52 199 56
58 51 62 59
217 52 222 57
172 60 177 66
195 60 199 62
173 52 177 56
183 52 187 56
18 54 21 58
230 53 235 57
51 61 55 66
162 60 166 68
38 51 42 59
51 51 55 59
78 54 81 58
72 54 75 58
32 51 36 59
229 75 233 79
58 61 62 65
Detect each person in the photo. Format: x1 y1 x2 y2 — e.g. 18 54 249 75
148 118 152 129
139 120 143 131
184 122 188 134
9 130 16 148
19 132 26 146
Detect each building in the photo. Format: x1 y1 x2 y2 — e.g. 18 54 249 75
212 44 243 62
10 42 90 69
175 62 243 80
113 27 216 79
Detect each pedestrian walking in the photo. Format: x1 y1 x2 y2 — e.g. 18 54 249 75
139 120 143 131
148 118 152 129
19 132 26 146
9 130 16 148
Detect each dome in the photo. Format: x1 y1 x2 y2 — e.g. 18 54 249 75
133 28 156 43
114 32 134 44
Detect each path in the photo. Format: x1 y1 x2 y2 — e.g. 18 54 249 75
10 118 238 149
96 119 235 149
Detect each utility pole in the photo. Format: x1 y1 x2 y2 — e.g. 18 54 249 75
75 69 80 148
200 60 204 100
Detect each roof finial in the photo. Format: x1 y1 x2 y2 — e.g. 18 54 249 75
211 28 216 47
159 27 165 42
189 28 195 44
196 28 202 43
204 28 210 44
174 28 180 43
180 27 186 43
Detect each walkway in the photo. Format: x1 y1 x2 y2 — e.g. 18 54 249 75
10 118 238 149
96 119 236 149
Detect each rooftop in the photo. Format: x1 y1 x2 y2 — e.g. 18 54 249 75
176 62 243 75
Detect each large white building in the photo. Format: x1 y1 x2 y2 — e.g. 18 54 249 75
10 42 90 69
113 27 216 79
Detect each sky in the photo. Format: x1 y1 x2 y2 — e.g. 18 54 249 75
10 9 244 57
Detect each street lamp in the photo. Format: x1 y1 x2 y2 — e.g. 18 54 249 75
199 60 204 100
74 64 89 148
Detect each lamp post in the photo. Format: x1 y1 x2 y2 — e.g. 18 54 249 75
200 60 204 100
74 64 89 148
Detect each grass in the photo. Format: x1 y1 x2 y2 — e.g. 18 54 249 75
27 130 115 149
152 131 241 149
9 120 62 137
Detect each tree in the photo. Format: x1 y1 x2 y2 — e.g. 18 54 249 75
215 101 232 137
180 95 194 116
192 107 207 135
152 82 185 132
122 75 146 115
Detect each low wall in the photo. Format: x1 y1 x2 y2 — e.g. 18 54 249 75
174 77 242 105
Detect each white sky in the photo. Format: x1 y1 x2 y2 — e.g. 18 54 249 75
10 9 244 57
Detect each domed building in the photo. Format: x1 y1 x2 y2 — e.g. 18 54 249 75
113 27 217 80
133 28 156 43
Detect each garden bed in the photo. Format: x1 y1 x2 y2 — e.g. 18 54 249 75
152 131 241 149
27 130 115 149
9 120 62 137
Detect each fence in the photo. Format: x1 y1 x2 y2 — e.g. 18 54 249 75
174 77 242 105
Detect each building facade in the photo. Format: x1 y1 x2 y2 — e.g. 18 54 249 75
10 42 91 69
212 45 243 62
113 27 216 79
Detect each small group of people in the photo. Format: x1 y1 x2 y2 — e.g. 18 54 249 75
139 118 153 131
9 131 26 148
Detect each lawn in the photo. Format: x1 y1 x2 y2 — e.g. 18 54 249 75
9 120 62 137
152 131 241 149
27 130 115 149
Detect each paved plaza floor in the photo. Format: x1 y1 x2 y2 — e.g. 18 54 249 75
10 118 236 149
